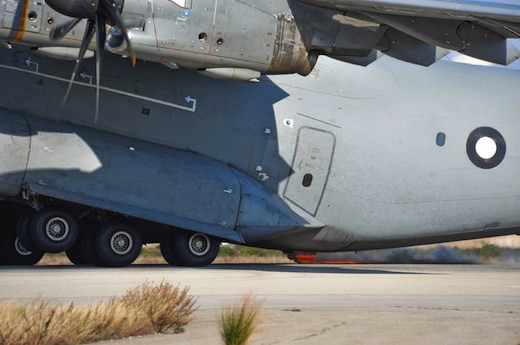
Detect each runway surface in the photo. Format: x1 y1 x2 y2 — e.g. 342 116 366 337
1 263 519 344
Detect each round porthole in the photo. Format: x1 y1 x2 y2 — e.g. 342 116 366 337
466 127 506 169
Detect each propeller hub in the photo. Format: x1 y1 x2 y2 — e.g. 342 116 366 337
46 0 100 19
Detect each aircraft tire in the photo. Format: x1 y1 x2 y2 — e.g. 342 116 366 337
0 215 14 264
66 219 99 265
30 207 80 253
66 236 89 265
160 231 220 267
94 222 142 267
16 210 37 252
0 227 8 265
81 228 104 266
0 229 44 265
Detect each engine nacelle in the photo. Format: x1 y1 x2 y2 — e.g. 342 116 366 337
0 0 320 76
119 0 317 76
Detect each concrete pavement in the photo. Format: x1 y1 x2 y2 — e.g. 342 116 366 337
1 263 519 344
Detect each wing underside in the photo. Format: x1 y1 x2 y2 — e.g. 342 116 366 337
295 0 520 66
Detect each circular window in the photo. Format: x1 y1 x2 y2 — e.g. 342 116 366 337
466 127 506 169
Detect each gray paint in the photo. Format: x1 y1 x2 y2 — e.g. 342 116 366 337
0 110 30 196
284 126 335 216
0 45 518 252
0 0 519 253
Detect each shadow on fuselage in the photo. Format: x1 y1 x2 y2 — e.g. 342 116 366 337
0 46 314 246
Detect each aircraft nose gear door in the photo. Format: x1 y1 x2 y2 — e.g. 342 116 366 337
284 127 335 216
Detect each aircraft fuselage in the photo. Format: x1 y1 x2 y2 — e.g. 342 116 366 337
0 45 519 263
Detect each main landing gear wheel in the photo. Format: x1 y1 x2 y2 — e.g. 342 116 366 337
95 222 142 267
0 214 43 265
16 210 37 251
0 218 10 265
160 230 220 267
30 207 80 253
81 227 105 266
66 219 99 265
0 230 44 265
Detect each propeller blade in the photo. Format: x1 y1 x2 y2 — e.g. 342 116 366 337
61 19 96 108
48 0 136 117
102 0 136 66
50 18 82 41
94 13 106 123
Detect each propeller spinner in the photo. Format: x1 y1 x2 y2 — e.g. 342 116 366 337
46 0 136 122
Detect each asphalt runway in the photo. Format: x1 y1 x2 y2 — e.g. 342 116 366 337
1 263 519 344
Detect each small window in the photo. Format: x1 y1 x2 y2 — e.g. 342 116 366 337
302 174 313 187
436 132 446 147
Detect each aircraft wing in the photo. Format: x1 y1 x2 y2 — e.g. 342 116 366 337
297 0 520 66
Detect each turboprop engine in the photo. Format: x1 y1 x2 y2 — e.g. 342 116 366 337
0 0 383 80
0 0 322 79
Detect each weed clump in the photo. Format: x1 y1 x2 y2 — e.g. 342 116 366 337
218 294 262 345
121 281 196 333
0 282 196 345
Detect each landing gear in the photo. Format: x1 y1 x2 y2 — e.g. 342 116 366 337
65 234 89 265
160 230 220 267
30 207 79 253
65 220 99 265
0 214 43 265
16 210 37 251
0 230 44 265
94 222 142 267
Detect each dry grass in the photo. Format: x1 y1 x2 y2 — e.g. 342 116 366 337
37 254 290 266
0 282 196 345
218 294 262 345
120 282 196 333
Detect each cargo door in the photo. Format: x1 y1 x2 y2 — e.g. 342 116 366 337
284 127 335 216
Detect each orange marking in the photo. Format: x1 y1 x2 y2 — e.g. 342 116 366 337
288 253 317 264
11 0 29 43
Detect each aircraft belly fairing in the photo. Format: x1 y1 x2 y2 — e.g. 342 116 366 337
0 110 323 246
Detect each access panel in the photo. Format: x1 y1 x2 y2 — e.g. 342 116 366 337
284 126 335 216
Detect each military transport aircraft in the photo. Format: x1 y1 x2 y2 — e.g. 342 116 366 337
0 0 519 267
